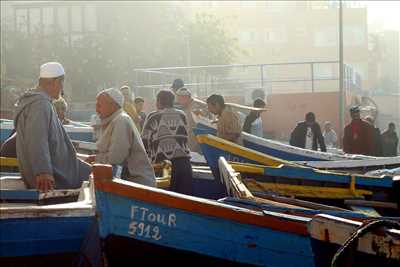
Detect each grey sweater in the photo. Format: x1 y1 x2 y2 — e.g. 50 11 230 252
95 110 156 187
14 89 91 189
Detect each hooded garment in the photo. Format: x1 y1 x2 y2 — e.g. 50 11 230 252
14 89 91 189
94 109 156 187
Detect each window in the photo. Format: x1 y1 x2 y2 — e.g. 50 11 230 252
84 5 97 32
314 27 337 47
42 7 54 35
264 27 287 43
71 6 83 32
344 26 365 46
16 8 28 34
29 8 41 34
57 6 69 33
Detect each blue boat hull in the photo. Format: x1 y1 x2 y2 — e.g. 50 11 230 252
0 216 93 258
195 123 338 161
96 189 315 267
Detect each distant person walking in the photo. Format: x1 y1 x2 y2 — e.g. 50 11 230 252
289 112 326 152
343 106 374 156
206 94 242 143
365 116 383 156
381 122 398 156
243 98 266 137
322 121 338 148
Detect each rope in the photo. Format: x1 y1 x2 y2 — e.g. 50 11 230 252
331 219 400 267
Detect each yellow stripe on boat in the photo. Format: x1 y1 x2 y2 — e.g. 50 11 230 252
196 134 300 168
244 179 372 199
229 163 265 175
0 157 19 168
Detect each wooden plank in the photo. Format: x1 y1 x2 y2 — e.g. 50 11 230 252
344 199 398 209
0 157 19 167
348 205 381 217
244 179 372 199
252 192 349 212
193 98 267 112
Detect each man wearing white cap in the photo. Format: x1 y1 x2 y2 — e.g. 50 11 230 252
89 88 156 186
14 62 91 192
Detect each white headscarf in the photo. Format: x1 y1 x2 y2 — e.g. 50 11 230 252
98 88 124 108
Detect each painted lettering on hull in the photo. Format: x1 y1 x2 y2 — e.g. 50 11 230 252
128 206 177 241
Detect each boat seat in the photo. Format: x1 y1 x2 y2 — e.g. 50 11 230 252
0 176 27 190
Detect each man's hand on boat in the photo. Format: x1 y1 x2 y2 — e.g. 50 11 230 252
35 173 55 193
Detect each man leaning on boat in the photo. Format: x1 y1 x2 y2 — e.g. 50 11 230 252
14 62 92 192
87 88 156 187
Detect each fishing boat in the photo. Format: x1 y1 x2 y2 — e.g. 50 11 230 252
93 163 316 266
218 157 400 219
93 163 400 266
0 175 100 267
0 119 93 143
195 119 374 161
195 133 400 174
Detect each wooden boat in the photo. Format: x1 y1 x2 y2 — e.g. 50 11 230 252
195 120 374 161
218 157 400 219
195 133 400 174
309 214 400 267
0 119 93 143
93 164 316 266
93 163 400 266
0 175 100 267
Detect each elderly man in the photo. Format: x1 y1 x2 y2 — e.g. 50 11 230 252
14 62 91 192
91 88 156 187
142 89 192 194
176 87 202 153
206 94 242 143
53 97 71 125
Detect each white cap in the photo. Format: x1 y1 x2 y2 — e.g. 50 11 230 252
40 62 65 78
176 87 191 96
99 88 124 108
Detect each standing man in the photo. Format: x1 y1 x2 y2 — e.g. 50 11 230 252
381 122 399 156
289 112 326 152
142 89 192 195
14 62 91 192
343 106 374 156
365 116 383 156
134 97 147 130
322 121 338 148
206 94 242 143
243 98 266 137
120 85 141 131
176 87 202 153
89 88 156 186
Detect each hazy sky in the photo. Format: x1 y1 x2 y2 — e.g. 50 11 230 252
366 1 400 31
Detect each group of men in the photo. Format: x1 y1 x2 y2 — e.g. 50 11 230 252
289 106 398 157
3 62 398 194
1 63 251 194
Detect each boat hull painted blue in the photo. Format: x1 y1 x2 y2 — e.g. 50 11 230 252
96 190 315 267
0 216 92 257
195 123 332 161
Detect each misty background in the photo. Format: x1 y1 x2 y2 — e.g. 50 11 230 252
1 1 399 141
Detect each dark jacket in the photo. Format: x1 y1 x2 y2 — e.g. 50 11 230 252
343 119 374 156
381 130 398 157
289 121 326 152
371 127 383 157
243 111 258 134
